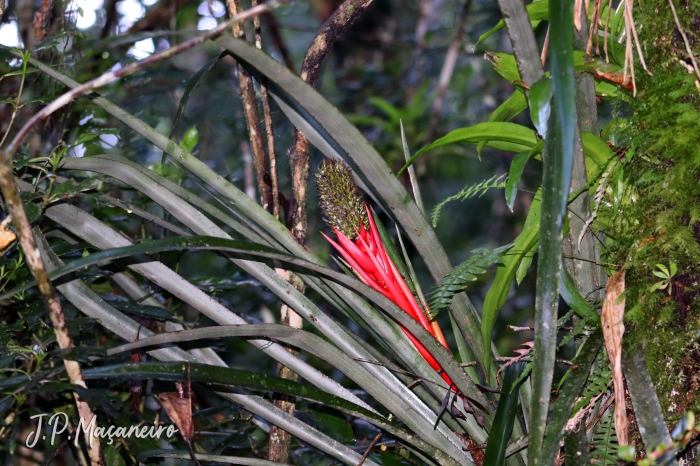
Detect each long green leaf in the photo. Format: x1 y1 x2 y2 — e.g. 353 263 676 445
214 37 496 384
540 330 604 465
477 90 529 158
529 0 576 462
622 347 674 459
558 260 599 324
161 50 229 164
54 157 480 455
482 191 541 378
505 150 532 212
33 230 379 466
401 122 537 174
483 362 526 466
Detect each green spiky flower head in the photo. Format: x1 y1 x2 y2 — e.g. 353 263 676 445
315 160 370 239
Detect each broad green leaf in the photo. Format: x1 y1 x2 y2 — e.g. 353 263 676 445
400 122 537 174
476 0 548 47
23 201 41 224
649 281 665 293
179 126 199 153
529 78 553 138
15 235 490 403
103 445 126 466
486 51 621 98
483 362 526 466
482 190 541 377
485 52 521 83
477 89 528 157
303 410 355 444
530 0 576 462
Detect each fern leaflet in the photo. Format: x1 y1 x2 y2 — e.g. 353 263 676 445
591 409 618 465
431 174 506 227
428 244 511 312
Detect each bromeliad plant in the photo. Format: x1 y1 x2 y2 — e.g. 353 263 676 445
315 160 454 391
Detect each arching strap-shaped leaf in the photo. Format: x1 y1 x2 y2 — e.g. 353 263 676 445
401 122 538 175
3 236 491 418
483 362 527 466
215 36 495 386
85 360 456 465
476 90 528 158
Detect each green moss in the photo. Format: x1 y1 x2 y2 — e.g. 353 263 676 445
603 0 700 417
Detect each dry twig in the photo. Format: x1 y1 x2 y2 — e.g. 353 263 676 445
226 0 274 213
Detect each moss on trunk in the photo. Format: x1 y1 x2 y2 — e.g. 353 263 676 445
607 0 700 420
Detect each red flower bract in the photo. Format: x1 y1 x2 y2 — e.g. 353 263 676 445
322 205 456 391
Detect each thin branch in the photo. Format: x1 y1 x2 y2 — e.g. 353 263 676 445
460 357 573 367
253 0 280 220
425 0 471 144
668 0 700 85
225 0 275 213
0 0 283 164
358 433 383 466
288 0 375 246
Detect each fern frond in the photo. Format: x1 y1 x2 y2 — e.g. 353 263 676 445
573 353 612 414
431 174 507 227
591 408 619 465
428 244 511 312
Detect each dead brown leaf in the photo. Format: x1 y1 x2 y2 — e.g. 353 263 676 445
601 270 628 445
158 379 201 466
